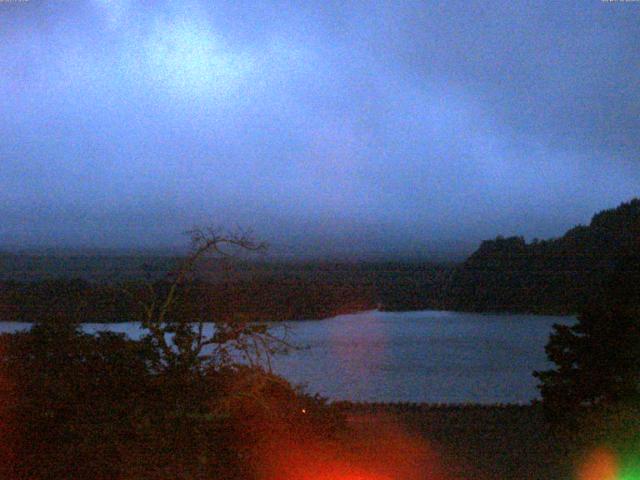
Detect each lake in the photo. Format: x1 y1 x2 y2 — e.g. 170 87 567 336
0 310 574 404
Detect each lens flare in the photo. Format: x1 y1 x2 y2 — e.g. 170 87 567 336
619 456 640 480
255 411 449 480
578 447 618 480
578 445 640 480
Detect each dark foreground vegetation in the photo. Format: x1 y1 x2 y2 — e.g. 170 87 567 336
0 321 348 480
2 198 639 319
1 307 636 480
0 230 350 480
1 321 636 480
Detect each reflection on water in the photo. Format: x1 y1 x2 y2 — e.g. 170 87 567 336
0 310 574 403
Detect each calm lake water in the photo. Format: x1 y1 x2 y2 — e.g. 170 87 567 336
0 310 574 404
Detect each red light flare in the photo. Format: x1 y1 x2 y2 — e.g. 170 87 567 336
256 411 451 480
577 447 618 480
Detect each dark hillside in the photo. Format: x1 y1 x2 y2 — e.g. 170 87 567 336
446 199 640 313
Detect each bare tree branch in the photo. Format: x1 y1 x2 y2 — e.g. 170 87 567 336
132 227 284 375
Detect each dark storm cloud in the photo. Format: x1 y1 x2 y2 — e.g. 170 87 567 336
1 0 639 256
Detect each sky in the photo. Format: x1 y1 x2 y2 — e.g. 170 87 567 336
1 0 639 258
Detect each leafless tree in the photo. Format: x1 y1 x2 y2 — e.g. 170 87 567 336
127 227 291 375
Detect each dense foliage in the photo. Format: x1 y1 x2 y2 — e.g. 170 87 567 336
0 322 343 480
446 198 640 313
0 230 346 479
534 303 640 420
532 300 640 480
533 259 640 466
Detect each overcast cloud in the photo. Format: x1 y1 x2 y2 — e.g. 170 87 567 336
1 0 639 257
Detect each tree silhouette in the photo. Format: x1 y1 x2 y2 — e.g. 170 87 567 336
534 302 640 421
0 228 342 480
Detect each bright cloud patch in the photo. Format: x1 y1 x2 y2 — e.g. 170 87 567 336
145 17 253 101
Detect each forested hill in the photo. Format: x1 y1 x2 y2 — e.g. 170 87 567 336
445 198 640 314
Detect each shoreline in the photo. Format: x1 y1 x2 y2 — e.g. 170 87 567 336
0 306 576 323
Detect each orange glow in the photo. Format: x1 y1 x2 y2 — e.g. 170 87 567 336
578 447 618 480
255 412 450 480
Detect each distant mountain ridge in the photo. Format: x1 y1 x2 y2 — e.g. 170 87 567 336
2 199 639 320
445 198 640 313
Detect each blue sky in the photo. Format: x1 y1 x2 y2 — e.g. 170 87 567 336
1 0 639 257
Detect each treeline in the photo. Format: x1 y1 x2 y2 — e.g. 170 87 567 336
0 261 451 322
3 198 639 320
445 198 640 313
